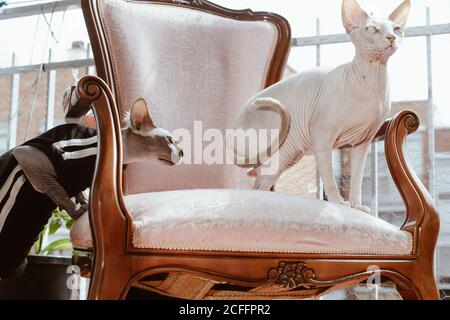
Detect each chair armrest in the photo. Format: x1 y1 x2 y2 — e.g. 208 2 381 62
66 85 93 119
338 111 439 254
372 120 391 143
384 110 440 254
72 76 130 273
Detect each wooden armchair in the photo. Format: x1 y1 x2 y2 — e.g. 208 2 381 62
70 0 440 300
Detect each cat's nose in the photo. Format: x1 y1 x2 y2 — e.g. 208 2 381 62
387 34 396 43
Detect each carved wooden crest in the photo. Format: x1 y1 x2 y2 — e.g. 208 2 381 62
268 261 316 289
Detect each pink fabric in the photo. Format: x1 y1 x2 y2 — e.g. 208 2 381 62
71 189 413 255
98 0 279 194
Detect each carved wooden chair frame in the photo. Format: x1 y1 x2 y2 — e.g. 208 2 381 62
71 0 440 300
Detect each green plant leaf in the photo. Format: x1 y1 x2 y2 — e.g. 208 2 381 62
31 209 75 255
54 208 74 229
59 210 73 223
32 224 48 255
66 219 75 230
41 239 73 255
48 218 62 235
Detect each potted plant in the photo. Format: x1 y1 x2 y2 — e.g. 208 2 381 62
0 209 76 300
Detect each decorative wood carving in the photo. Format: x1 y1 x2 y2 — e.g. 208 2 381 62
268 261 316 289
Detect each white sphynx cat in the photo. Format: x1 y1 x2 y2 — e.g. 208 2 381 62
233 0 411 214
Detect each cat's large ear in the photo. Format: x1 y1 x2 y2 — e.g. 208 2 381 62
129 98 156 132
389 0 411 29
342 0 369 33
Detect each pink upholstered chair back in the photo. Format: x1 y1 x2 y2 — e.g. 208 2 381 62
82 0 291 194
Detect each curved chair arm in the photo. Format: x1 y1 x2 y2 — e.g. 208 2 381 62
65 85 93 119
72 76 130 297
338 111 439 255
372 120 391 143
384 110 440 254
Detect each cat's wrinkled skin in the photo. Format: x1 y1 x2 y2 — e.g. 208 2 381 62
233 0 410 214
12 98 183 219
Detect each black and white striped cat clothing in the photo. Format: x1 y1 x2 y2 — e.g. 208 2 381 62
0 124 97 277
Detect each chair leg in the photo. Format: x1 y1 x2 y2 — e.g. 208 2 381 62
396 274 440 301
414 275 440 300
88 260 131 300
396 286 420 300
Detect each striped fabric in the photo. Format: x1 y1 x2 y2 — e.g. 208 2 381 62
0 166 25 233
52 134 98 161
0 124 98 277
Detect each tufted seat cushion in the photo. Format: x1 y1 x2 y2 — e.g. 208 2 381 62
70 189 413 255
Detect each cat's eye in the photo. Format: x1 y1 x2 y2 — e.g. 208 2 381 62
366 26 378 33
167 137 174 144
393 26 403 35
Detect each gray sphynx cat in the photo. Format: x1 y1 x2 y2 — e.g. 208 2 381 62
14 94 183 220
0 90 183 277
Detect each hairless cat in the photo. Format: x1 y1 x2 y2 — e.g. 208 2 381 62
232 0 411 214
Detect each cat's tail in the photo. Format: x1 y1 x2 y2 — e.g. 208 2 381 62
233 97 291 169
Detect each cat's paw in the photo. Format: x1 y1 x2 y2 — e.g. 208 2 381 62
75 192 88 206
71 203 88 220
351 204 371 214
247 168 257 177
331 199 351 208
328 194 351 207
